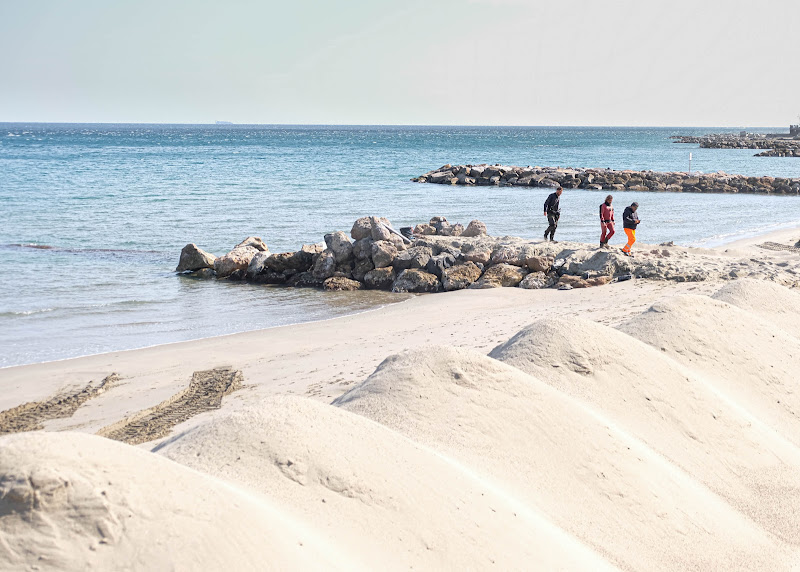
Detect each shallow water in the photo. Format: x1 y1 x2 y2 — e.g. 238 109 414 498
2 124 799 367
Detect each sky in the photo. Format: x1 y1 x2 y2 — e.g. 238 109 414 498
1 0 798 126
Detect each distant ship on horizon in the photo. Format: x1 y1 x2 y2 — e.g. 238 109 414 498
215 120 233 125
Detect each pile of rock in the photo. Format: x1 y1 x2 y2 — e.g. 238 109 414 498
176 216 800 295
412 164 800 195
672 134 800 156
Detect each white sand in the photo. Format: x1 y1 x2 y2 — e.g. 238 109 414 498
2 227 800 570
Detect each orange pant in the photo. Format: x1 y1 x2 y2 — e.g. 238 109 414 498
622 228 636 252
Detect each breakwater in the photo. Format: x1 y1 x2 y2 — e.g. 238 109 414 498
176 216 800 296
671 134 800 156
412 165 800 194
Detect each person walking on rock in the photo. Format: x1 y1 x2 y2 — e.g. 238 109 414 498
621 202 641 256
543 186 562 242
599 195 615 247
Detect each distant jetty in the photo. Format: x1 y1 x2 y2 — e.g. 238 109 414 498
672 126 800 157
412 165 800 194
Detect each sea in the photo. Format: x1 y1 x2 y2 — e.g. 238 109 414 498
2 124 800 368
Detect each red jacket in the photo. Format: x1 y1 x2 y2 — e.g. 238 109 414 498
600 202 614 223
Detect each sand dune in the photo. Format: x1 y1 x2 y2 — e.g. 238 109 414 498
0 432 348 571
490 315 800 543
712 278 800 338
155 397 614 571
333 346 791 570
620 293 800 449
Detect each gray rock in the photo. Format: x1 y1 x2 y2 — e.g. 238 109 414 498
370 217 393 241
352 238 374 260
441 262 483 291
469 263 528 289
353 258 374 282
393 246 433 271
286 271 323 288
245 251 271 279
324 231 353 263
519 271 556 289
351 217 373 241
311 250 336 280
392 269 441 293
490 244 539 267
461 220 488 238
425 252 456 279
364 267 396 290
176 243 217 272
213 246 259 278
371 240 399 268
462 246 491 265
235 236 269 252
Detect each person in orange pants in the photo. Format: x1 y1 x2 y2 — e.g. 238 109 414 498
621 202 640 256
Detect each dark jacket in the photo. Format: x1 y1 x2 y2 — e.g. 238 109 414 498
544 192 560 215
623 206 640 230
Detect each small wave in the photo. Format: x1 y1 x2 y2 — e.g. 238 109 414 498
0 308 55 318
8 243 55 250
4 243 165 255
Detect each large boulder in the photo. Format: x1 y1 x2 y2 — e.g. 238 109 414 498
563 250 633 277
364 267 396 290
235 236 269 252
323 276 363 291
324 231 353 263
352 238 374 260
519 271 557 289
490 244 540 267
370 217 393 241
469 263 528 289
286 271 323 288
442 223 464 237
263 245 321 274
461 220 488 238
441 262 483 291
311 250 336 280
393 246 433 271
245 251 271 279
526 255 554 273
214 246 259 278
371 241 398 268
392 269 440 293
462 246 492 265
350 217 373 241
425 253 456 279
176 244 216 272
353 258 374 282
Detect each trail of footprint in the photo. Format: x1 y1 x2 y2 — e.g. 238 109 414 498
98 367 243 445
0 374 119 435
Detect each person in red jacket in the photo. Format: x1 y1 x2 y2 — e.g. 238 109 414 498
599 195 615 247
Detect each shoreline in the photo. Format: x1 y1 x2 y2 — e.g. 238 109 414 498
1 224 798 427
1 223 797 377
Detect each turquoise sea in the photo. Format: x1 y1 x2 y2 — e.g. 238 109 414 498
2 124 799 367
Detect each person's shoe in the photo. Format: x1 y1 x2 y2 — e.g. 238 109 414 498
551 240 559 244
622 250 631 257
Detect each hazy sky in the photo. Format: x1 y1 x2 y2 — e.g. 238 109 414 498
1 0 798 126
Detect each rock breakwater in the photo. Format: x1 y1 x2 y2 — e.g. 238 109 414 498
672 134 800 156
177 216 800 294
412 164 800 194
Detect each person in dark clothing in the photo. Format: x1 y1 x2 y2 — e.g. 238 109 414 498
543 186 562 241
621 202 641 256
599 194 615 247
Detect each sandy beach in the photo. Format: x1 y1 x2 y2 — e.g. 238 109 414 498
2 226 800 570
